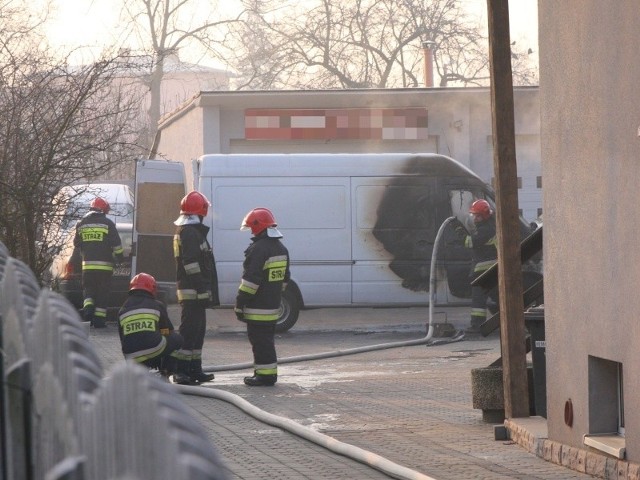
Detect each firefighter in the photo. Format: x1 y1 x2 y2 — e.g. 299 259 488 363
462 199 497 333
172 191 220 385
235 207 290 387
73 196 124 328
117 273 183 376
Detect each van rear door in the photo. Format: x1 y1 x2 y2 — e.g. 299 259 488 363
132 160 185 297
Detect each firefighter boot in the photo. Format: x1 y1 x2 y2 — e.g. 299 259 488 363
92 313 107 329
466 317 483 334
189 359 214 384
244 373 277 386
82 303 95 326
172 359 196 385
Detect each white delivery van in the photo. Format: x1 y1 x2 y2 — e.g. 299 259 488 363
133 154 534 332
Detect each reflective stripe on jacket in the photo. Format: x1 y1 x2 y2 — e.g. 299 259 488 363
117 291 174 361
236 234 290 322
74 211 123 272
174 222 219 304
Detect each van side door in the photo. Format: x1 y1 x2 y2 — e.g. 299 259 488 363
206 176 353 307
352 176 441 304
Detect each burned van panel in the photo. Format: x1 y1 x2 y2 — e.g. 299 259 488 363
352 178 435 304
371 154 490 299
372 181 439 292
400 154 488 178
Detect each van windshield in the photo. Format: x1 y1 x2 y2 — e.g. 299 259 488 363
107 202 134 223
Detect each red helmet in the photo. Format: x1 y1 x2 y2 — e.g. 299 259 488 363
241 207 277 235
129 273 157 296
469 199 492 220
180 191 210 216
90 197 110 214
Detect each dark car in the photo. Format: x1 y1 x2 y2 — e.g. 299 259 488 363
51 223 133 322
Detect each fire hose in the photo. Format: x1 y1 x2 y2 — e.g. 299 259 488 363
178 217 464 479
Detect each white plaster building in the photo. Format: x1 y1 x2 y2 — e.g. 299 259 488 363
155 87 542 221
539 0 640 466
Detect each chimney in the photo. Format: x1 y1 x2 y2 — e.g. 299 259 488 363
422 41 436 87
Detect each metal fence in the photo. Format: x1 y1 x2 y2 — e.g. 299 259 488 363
0 242 228 480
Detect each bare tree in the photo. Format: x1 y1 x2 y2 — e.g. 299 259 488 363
510 42 538 86
119 0 244 154
228 0 536 89
0 8 141 281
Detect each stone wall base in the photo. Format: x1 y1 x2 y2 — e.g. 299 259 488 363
505 417 640 479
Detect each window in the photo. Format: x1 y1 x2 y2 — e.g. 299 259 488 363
584 356 625 459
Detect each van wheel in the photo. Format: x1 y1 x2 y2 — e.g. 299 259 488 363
275 288 300 333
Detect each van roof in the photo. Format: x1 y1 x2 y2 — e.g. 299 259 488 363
198 153 483 179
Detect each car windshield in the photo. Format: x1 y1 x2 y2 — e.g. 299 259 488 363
63 202 134 226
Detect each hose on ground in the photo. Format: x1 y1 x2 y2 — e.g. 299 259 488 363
203 216 462 374
185 218 462 480
177 384 438 480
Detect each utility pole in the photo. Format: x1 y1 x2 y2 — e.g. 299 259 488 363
486 0 530 418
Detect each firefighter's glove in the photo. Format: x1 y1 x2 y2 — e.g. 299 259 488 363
234 292 248 321
452 220 468 237
235 292 250 315
115 253 125 265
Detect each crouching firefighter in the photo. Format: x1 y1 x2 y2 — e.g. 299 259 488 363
172 191 220 385
235 207 290 387
117 273 183 376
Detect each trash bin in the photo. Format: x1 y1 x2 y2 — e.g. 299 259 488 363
524 304 546 417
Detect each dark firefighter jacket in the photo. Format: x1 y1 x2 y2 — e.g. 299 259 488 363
236 233 290 322
73 210 124 272
465 216 498 274
173 222 220 305
117 291 174 361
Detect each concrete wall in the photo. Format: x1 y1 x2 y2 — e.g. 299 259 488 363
540 0 640 460
156 104 205 190
156 87 542 221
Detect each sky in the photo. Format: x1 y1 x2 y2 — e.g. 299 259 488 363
45 1 119 50
465 0 538 49
43 0 539 67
